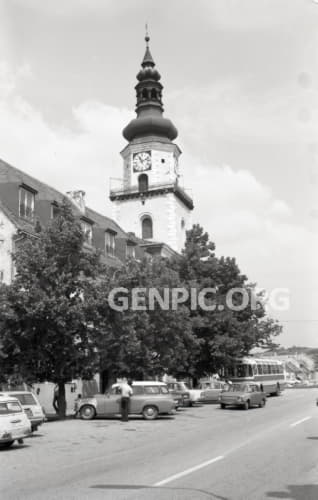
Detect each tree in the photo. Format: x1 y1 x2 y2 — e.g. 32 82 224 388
0 201 103 417
87 257 199 384
172 225 281 377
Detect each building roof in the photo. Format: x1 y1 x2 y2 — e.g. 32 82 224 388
0 158 138 267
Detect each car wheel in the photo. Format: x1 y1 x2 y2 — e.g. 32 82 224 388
259 399 266 408
142 405 158 420
220 403 226 409
0 441 14 448
31 425 38 432
243 401 249 410
79 405 96 420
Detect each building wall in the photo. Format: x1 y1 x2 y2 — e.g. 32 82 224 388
112 191 191 253
0 210 15 284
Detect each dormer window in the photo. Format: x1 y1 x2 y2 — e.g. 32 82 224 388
105 231 115 257
81 220 93 246
19 185 35 220
51 202 59 219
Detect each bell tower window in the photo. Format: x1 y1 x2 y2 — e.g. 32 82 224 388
142 88 148 100
138 174 149 193
141 216 153 239
151 88 157 100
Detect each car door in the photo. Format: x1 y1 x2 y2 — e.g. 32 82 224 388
129 386 144 414
250 385 259 405
103 388 121 415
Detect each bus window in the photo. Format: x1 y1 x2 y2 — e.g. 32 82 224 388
263 364 268 375
252 365 257 376
257 364 263 375
268 364 272 374
236 364 253 378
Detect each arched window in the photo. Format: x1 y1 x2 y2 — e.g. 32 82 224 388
138 174 148 192
151 88 157 100
141 216 153 239
142 88 148 100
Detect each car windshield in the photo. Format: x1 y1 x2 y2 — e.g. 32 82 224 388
9 393 37 405
229 384 249 392
0 401 23 414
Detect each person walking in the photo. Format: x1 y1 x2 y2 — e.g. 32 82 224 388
120 379 133 422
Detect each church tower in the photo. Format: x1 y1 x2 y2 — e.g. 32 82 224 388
110 33 194 254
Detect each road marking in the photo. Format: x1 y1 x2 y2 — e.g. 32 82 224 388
153 455 224 486
290 416 311 427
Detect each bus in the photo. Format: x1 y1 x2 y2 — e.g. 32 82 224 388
225 357 285 396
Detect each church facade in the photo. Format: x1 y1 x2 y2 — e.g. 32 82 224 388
110 34 194 254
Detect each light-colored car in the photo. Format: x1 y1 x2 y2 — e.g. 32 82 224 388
167 382 191 408
199 381 227 403
76 381 176 420
220 383 266 410
0 391 45 431
0 395 32 448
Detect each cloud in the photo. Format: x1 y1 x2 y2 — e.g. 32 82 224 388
0 60 317 346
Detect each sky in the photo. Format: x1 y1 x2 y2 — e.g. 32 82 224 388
0 0 317 347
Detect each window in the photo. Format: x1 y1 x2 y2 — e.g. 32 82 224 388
0 271 3 282
81 221 93 246
105 231 115 256
51 203 59 219
141 216 153 239
160 386 169 394
132 386 144 395
144 386 160 394
257 364 263 375
19 186 35 220
126 244 135 259
9 393 37 405
0 401 22 414
138 174 148 193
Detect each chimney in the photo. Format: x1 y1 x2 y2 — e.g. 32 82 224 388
66 190 86 213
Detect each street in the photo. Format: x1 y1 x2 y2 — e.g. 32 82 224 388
2 389 318 500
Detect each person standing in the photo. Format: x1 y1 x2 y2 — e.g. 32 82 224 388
120 379 133 422
52 385 59 414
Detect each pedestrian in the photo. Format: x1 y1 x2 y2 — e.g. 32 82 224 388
120 378 133 422
52 385 59 414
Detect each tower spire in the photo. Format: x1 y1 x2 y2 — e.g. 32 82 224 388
142 23 155 67
122 31 178 142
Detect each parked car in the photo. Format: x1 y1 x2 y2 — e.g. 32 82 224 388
220 383 266 410
0 391 45 431
199 381 227 403
76 381 176 421
167 382 191 408
0 395 32 448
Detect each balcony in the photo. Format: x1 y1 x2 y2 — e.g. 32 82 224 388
109 179 194 210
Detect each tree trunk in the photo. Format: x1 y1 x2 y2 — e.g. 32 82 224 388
57 381 66 419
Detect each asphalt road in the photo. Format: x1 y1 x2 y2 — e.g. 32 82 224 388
1 389 318 500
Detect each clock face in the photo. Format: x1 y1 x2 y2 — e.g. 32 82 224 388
133 151 152 172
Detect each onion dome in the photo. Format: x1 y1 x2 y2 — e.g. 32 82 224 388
122 33 178 143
